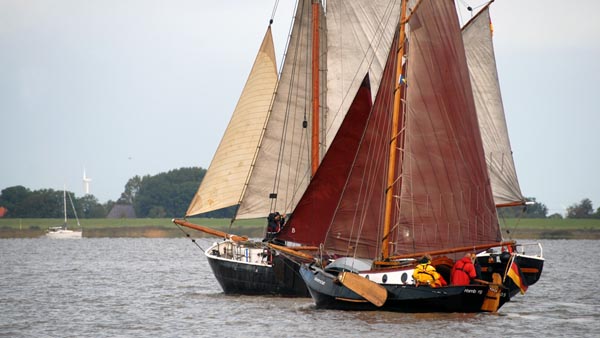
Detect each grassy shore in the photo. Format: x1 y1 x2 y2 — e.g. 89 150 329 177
1 217 599 239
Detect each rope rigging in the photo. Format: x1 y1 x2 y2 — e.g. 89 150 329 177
175 221 205 252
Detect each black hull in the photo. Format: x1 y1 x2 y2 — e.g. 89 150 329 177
300 265 510 312
477 253 544 298
206 253 310 297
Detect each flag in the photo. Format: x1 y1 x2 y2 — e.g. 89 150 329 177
507 258 528 294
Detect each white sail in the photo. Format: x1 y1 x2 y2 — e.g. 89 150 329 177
325 0 401 148
186 27 278 216
462 7 524 207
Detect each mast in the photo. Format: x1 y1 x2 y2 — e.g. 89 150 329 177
381 0 407 260
311 0 320 176
63 188 67 227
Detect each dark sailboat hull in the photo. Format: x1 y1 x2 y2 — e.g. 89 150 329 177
300 264 510 312
205 242 309 297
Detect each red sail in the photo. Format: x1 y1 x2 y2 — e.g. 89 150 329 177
277 76 373 246
391 0 500 256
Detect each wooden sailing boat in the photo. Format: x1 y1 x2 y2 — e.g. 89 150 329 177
174 1 401 295
46 188 82 239
275 0 544 312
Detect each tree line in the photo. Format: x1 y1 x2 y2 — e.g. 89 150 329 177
0 167 233 219
1 168 599 220
497 197 600 219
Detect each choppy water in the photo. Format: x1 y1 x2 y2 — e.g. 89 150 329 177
1 238 599 337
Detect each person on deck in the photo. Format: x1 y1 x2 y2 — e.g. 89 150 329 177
450 253 478 286
412 255 447 287
264 212 285 242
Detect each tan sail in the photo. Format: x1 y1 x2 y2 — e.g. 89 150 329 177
462 7 525 207
185 27 278 216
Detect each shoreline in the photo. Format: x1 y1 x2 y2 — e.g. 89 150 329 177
1 225 599 240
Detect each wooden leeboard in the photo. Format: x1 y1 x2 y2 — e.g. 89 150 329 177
338 272 387 307
480 273 502 312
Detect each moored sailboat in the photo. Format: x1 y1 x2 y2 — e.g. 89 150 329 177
274 0 543 312
46 188 82 239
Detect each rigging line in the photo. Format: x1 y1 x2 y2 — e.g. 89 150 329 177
66 191 81 227
270 0 280 22
270 0 305 213
174 222 205 252
285 0 312 211
277 1 299 76
275 0 313 214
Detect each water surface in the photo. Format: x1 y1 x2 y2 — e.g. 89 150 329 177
1 238 598 337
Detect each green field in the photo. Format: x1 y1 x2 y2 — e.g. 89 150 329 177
0 217 264 230
1 217 599 239
497 218 600 230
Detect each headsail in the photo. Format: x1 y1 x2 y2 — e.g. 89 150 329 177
277 75 374 248
462 6 525 207
185 27 278 217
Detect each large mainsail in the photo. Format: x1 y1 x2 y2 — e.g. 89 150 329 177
462 6 525 207
185 27 278 216
393 0 501 255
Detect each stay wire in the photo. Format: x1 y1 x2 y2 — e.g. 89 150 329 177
270 0 280 23
175 221 205 252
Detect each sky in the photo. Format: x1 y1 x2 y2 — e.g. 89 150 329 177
1 0 599 216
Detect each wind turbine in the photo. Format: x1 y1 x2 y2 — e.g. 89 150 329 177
83 168 92 195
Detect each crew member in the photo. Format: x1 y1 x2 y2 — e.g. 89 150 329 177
412 255 447 287
450 253 478 286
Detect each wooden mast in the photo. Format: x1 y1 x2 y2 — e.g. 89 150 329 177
311 0 320 176
381 0 408 260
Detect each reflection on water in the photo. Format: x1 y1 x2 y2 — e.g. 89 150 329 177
0 239 598 337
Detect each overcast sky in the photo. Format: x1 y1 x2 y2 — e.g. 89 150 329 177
1 0 599 216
